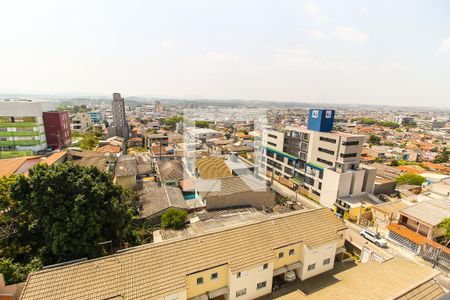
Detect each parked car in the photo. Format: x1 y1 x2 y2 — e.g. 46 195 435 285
284 270 297 282
360 229 388 247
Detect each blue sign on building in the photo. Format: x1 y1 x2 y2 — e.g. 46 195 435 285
307 109 335 132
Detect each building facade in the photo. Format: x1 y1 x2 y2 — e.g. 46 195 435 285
110 93 129 139
0 100 55 152
260 109 376 212
20 208 347 300
43 111 72 149
71 112 92 132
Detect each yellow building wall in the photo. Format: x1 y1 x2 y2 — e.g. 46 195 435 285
273 243 302 269
186 264 229 298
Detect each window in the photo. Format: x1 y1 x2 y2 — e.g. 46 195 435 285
342 141 359 146
196 277 204 285
268 134 278 139
340 153 357 158
319 136 336 144
323 258 331 265
263 263 268 270
317 157 333 166
211 272 218 280
257 281 267 290
268 141 276 147
289 249 295 256
278 252 284 259
236 289 246 297
237 271 248 278
307 263 316 271
318 147 335 155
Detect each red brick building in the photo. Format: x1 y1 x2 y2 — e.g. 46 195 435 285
43 111 72 149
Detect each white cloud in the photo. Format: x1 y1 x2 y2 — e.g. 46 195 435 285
202 52 242 64
437 37 450 54
305 2 328 22
332 26 368 44
161 41 174 49
359 8 369 15
380 62 414 72
308 29 326 39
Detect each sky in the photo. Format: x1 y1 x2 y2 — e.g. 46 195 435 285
0 0 450 107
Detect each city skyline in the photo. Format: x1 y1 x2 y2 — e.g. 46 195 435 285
1 0 450 107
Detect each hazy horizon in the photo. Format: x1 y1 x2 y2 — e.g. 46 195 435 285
1 0 450 107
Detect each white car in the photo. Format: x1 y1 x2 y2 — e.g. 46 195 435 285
284 270 296 282
360 229 388 248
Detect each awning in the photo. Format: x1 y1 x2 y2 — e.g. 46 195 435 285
208 286 230 298
273 266 288 276
286 262 302 271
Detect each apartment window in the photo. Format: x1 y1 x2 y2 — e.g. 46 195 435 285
196 277 204 285
319 136 336 144
278 252 284 259
266 151 274 158
317 157 333 166
318 147 335 155
237 271 248 278
307 264 316 271
288 249 295 256
323 258 331 265
211 272 218 280
340 153 357 158
263 263 268 270
268 134 278 139
236 289 246 297
256 281 267 290
342 141 359 146
268 141 277 147
276 154 284 162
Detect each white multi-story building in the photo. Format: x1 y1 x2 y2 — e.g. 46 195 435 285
71 112 92 132
0 99 55 151
260 109 376 213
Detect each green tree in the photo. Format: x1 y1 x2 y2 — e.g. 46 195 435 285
368 134 381 145
0 257 42 285
160 208 187 230
390 160 400 167
438 218 450 245
195 120 209 128
395 173 426 186
10 163 134 262
434 147 449 164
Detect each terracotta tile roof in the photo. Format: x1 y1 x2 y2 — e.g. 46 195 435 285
95 144 121 154
41 151 67 166
20 208 346 300
387 223 450 255
397 165 425 174
195 157 232 179
0 156 41 177
157 160 184 181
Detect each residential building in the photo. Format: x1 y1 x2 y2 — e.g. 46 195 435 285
187 128 223 142
155 100 163 113
89 111 102 124
109 93 129 139
19 208 347 300
394 115 415 126
71 112 92 132
260 109 376 213
145 133 169 148
43 111 72 149
0 99 55 151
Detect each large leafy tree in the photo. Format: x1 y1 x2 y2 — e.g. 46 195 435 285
10 163 134 262
160 208 187 230
395 172 426 186
434 147 449 164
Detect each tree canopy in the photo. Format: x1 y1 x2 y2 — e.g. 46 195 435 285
0 163 135 284
395 172 426 186
368 134 381 145
434 147 449 164
160 208 187 229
